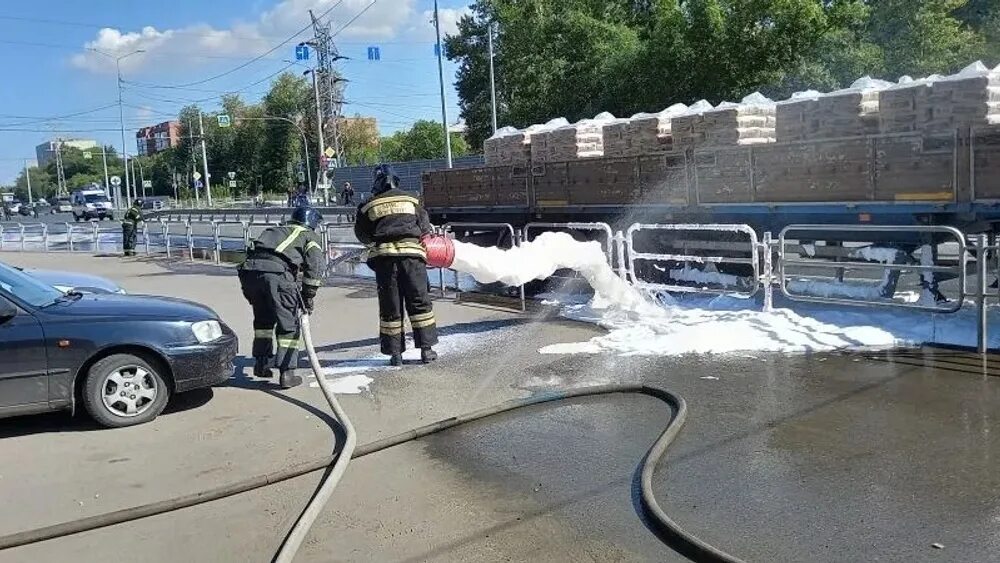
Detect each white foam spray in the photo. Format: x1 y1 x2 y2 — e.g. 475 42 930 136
451 232 650 312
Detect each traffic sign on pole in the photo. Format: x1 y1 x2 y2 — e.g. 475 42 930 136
83 152 92 160
324 146 335 158
110 175 121 187
217 114 231 128
228 180 237 188
192 171 202 181
227 171 236 180
142 180 152 189
295 45 310 61
367 46 381 61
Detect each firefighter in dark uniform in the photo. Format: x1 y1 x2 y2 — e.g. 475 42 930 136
238 206 325 388
122 199 143 256
355 165 438 366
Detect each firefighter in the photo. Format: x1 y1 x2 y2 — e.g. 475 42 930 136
355 164 438 366
238 206 325 388
122 199 144 257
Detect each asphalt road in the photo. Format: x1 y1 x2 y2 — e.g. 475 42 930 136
0 252 999 562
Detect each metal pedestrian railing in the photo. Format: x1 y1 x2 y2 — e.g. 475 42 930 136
4 217 1000 353
624 223 761 299
443 222 525 311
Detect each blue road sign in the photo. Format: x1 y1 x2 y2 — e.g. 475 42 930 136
295 45 310 61
434 43 440 57
367 46 380 61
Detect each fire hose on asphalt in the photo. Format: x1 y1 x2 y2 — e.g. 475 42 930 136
0 313 745 563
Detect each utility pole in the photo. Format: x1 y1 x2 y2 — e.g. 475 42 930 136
189 120 200 207
129 159 135 202
199 111 212 206
306 69 327 195
488 21 498 134
100 146 110 198
434 0 453 168
24 160 32 204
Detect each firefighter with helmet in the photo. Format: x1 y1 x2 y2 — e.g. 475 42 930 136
355 164 438 366
238 206 325 388
122 199 144 256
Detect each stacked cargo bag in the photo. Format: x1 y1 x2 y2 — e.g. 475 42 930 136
775 90 823 142
879 75 940 134
926 61 1000 131
817 77 888 138
603 103 688 158
776 77 890 142
530 113 613 163
700 92 777 147
483 125 541 167
671 100 715 149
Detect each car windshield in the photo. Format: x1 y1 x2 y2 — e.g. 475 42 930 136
84 194 109 203
0 261 64 307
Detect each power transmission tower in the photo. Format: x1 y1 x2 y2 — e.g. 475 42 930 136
309 9 346 199
54 140 68 196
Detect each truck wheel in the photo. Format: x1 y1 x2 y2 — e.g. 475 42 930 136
83 353 170 427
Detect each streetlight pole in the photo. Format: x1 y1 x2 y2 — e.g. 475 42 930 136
237 116 312 192
100 146 110 198
488 21 498 135
90 48 144 209
24 160 32 205
138 159 146 198
304 69 327 197
198 111 212 206
433 0 453 168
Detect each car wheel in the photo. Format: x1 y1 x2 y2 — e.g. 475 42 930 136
83 353 170 427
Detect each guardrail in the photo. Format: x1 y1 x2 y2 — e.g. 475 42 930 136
4 218 999 352
147 206 357 225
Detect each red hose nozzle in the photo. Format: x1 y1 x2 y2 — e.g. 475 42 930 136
421 234 455 269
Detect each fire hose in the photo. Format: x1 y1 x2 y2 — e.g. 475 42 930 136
0 313 744 563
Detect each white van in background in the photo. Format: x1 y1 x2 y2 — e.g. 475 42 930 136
71 189 114 221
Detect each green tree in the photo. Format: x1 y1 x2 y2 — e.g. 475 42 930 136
340 114 381 165
447 0 997 141
868 0 986 78
379 120 469 162
261 73 312 191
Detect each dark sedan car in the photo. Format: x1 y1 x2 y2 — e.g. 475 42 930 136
0 261 237 427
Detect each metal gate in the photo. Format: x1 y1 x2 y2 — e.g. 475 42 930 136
443 222 525 311
777 224 967 314
625 223 761 298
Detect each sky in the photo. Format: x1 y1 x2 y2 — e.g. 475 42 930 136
0 0 472 183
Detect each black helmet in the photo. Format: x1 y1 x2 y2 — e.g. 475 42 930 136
372 164 399 195
133 199 144 208
289 206 323 230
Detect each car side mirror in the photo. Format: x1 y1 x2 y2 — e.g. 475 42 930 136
0 299 17 322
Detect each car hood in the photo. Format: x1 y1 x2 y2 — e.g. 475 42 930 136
41 293 218 321
26 269 125 294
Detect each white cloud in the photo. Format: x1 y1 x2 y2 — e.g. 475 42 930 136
411 6 471 40
71 0 421 75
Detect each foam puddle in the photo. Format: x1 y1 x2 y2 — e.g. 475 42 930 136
541 302 898 356
450 233 907 356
